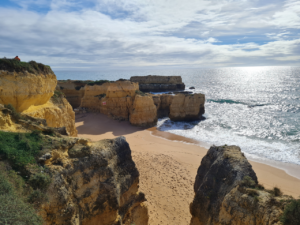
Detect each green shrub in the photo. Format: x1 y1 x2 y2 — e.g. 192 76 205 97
51 90 65 104
242 176 256 188
280 199 300 225
0 58 53 75
0 194 43 225
87 80 110 86
27 189 48 206
0 131 43 170
29 172 51 190
274 187 283 197
0 173 43 225
4 104 24 121
94 93 106 99
135 90 146 96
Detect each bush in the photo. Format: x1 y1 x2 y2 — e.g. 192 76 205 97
87 80 110 86
135 90 146 96
4 104 24 121
51 90 65 104
0 58 53 75
280 199 300 225
0 173 43 225
274 187 283 197
29 172 51 190
0 131 43 170
27 189 48 206
242 176 256 188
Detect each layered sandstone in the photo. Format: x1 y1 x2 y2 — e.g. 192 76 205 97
152 94 174 118
80 82 111 111
23 97 77 137
190 145 288 225
130 95 157 127
169 93 205 121
130 75 185 92
0 70 57 112
40 136 148 225
57 80 87 108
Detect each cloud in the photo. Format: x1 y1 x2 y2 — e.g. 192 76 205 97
0 0 299 69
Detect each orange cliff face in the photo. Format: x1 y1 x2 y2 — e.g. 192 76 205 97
0 70 78 137
0 70 57 112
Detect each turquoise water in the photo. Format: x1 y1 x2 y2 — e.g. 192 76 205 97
55 66 300 165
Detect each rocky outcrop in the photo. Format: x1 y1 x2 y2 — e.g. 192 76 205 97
152 94 174 118
57 80 87 108
130 75 185 92
80 82 111 112
129 95 157 127
0 70 57 112
23 97 77 137
169 93 205 121
190 145 288 225
105 81 139 120
40 136 148 225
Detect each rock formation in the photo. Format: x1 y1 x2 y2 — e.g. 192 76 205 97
169 93 205 121
190 145 289 225
0 63 78 136
0 70 57 112
130 95 157 127
130 75 185 92
57 80 87 108
23 97 77 137
80 82 110 112
152 94 174 118
40 136 148 225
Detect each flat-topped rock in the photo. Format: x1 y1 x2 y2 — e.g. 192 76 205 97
130 75 185 92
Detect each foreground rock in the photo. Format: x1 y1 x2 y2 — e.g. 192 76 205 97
130 75 185 92
190 145 290 225
41 136 148 225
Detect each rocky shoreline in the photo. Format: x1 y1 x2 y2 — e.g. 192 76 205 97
0 59 299 225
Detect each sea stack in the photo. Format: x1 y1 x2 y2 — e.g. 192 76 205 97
130 75 185 92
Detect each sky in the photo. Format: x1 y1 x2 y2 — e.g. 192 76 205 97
0 0 299 69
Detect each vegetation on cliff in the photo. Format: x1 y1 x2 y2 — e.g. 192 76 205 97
0 58 53 75
87 79 110 86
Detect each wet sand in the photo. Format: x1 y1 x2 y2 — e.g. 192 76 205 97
76 113 300 225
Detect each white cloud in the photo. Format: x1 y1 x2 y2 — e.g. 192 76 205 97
0 0 299 69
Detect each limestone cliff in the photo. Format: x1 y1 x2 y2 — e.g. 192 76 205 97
129 95 157 127
152 94 174 118
169 93 205 121
40 136 148 225
57 80 86 108
80 82 111 112
23 95 77 137
190 145 289 225
130 75 185 92
0 70 57 112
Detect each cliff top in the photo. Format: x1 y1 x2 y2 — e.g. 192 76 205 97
130 75 183 84
0 58 54 75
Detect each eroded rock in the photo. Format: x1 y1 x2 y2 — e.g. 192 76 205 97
190 145 287 225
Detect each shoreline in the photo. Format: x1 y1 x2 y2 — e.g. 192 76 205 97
75 113 300 224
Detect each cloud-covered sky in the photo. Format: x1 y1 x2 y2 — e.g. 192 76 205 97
0 0 299 69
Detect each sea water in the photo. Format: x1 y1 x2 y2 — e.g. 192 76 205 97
55 67 300 166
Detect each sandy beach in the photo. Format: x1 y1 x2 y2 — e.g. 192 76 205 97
76 113 300 225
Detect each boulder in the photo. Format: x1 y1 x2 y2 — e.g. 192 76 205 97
190 145 287 225
169 93 205 121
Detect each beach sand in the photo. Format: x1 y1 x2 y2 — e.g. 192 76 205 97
76 113 300 225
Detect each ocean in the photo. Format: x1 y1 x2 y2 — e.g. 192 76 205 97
55 67 300 167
